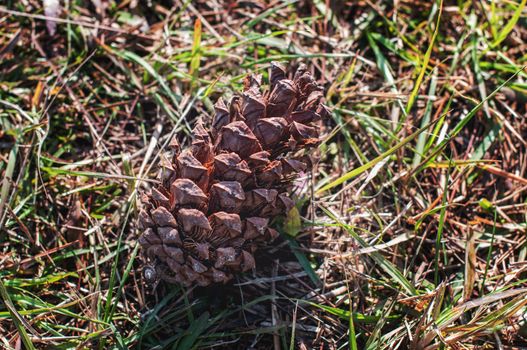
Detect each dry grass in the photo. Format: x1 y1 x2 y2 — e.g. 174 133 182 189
1 0 526 349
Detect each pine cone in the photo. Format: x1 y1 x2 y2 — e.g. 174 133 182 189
138 62 329 286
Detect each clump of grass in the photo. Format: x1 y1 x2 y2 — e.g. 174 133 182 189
0 0 526 349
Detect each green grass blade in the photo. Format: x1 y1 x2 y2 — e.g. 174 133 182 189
106 243 140 322
0 144 17 231
306 301 398 323
285 235 321 286
246 0 298 28
405 0 442 114
417 68 524 173
0 278 37 349
491 0 527 48
176 311 210 350
367 32 407 118
348 299 358 350
113 49 181 108
317 118 440 194
412 70 438 168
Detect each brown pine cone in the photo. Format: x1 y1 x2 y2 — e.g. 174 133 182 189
138 62 328 287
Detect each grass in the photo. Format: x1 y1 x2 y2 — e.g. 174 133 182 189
0 0 526 349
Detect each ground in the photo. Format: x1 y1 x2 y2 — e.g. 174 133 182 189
1 0 527 349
